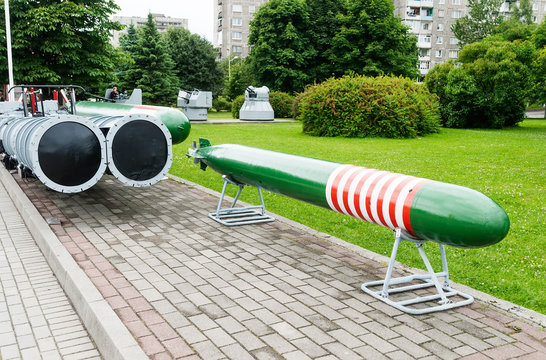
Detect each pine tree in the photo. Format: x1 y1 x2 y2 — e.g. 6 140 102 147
127 14 178 106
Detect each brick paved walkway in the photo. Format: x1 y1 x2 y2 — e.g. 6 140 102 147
0 180 100 359
11 175 546 359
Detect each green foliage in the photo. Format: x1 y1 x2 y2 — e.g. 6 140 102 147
248 0 315 93
291 91 306 119
231 95 245 119
163 27 224 96
426 38 536 128
533 48 546 106
510 0 534 25
533 16 546 49
170 121 546 314
117 14 178 106
268 91 295 118
298 75 440 138
451 0 505 47
212 96 232 112
0 0 123 89
223 58 255 101
327 0 419 79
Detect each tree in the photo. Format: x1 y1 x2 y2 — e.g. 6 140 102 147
425 38 537 128
510 0 533 25
163 27 223 95
222 57 255 100
327 0 419 79
116 23 139 92
532 16 546 49
451 0 505 47
305 0 344 82
118 14 178 106
0 0 123 90
248 0 315 93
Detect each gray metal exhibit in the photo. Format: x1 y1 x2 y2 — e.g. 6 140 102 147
0 114 107 193
90 114 173 187
239 86 274 121
177 90 212 121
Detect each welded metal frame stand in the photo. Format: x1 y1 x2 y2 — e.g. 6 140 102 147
208 175 275 226
361 228 474 315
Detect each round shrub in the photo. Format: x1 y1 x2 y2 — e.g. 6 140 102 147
231 95 245 118
212 96 232 112
298 75 441 138
268 91 295 118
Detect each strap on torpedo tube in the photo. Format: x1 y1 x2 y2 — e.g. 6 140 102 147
361 229 474 314
208 175 275 226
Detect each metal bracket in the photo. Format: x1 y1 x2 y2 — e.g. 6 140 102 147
208 175 275 226
361 228 474 314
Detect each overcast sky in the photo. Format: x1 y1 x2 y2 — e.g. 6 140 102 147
114 0 214 42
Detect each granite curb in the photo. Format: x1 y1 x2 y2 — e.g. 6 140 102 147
0 167 148 360
167 173 546 329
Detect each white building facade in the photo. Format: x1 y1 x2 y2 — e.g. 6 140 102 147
112 14 189 47
214 0 269 59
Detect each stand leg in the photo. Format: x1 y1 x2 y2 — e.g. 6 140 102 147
216 178 229 219
381 231 402 298
231 184 244 208
416 243 450 305
258 188 266 215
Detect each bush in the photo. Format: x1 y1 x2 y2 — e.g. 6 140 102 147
291 92 305 119
231 95 245 118
298 75 441 138
212 96 231 112
269 91 295 118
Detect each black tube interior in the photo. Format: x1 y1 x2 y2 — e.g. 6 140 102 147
111 120 168 181
38 122 102 187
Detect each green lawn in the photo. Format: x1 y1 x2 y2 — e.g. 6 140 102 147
170 120 546 314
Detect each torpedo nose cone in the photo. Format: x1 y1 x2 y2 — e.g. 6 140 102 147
410 182 510 248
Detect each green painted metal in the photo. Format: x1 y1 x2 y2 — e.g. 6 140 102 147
196 143 340 208
192 140 510 249
75 101 191 144
410 182 510 248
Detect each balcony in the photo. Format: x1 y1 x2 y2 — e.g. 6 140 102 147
417 41 432 49
421 15 433 21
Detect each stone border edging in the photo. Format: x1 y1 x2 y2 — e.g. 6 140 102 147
167 173 546 328
0 167 148 360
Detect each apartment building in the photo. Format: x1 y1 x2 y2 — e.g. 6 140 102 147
394 0 546 77
112 13 189 46
214 0 269 59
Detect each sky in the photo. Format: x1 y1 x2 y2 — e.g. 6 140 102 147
114 0 214 42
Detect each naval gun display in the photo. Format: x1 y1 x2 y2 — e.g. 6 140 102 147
239 86 274 121
188 139 510 314
177 90 212 121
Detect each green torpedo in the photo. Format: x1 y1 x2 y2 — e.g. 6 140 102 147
76 101 191 145
189 139 510 248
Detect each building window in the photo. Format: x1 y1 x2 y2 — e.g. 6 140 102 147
532 3 538 10
423 23 429 30
452 10 462 19
232 45 242 53
436 36 443 44
437 23 444 31
435 50 443 58
449 50 458 58
533 16 537 23
438 0 445 4
419 61 430 70
439 10 445 17
419 34 432 43
451 0 461 4
232 4 242 12
450 37 459 45
420 49 430 57
232 18 242 26
232 31 242 40
249 5 256 13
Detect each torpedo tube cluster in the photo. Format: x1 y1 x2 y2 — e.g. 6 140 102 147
0 112 175 193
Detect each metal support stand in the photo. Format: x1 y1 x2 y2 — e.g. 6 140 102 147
361 228 473 314
208 176 275 226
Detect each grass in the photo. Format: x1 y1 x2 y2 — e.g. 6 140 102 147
170 120 546 314
207 110 234 120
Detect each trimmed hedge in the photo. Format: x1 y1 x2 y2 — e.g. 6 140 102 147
212 96 232 112
298 75 441 138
